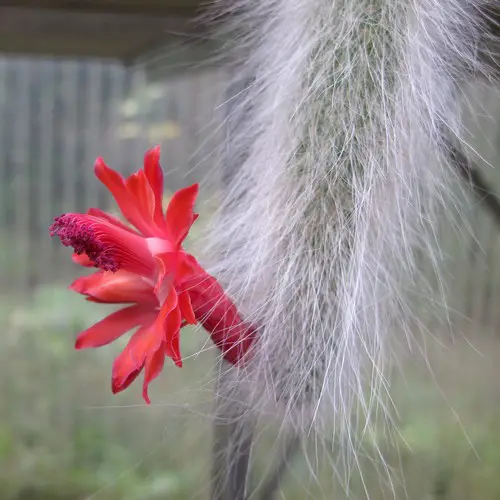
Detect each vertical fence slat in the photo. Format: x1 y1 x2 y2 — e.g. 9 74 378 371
0 57 8 292
13 59 31 294
167 77 183 186
130 63 149 170
38 59 57 284
83 61 103 211
108 64 126 171
61 59 79 235
0 56 10 423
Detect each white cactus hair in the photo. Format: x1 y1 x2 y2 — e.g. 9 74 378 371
200 0 500 489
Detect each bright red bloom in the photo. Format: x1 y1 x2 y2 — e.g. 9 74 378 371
49 146 255 403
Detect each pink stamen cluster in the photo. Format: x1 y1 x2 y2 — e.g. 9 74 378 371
50 214 120 272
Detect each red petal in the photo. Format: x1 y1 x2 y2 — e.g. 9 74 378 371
113 291 176 379
154 284 178 329
75 304 155 349
94 157 154 236
126 304 173 363
70 270 157 305
150 285 183 366
125 171 157 231
154 252 203 296
184 273 256 365
165 184 199 247
143 146 166 227
154 252 179 298
87 207 138 235
72 253 94 267
164 306 183 367
112 366 142 395
178 291 197 325
176 252 204 282
142 346 166 404
111 296 177 397
111 324 151 394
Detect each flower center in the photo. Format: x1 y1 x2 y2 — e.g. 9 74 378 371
50 214 121 271
50 213 158 277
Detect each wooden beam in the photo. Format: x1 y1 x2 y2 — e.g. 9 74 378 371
0 6 209 61
0 0 202 17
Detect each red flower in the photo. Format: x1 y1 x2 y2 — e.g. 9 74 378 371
49 146 255 403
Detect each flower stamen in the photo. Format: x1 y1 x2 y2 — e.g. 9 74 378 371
50 213 155 276
50 214 121 272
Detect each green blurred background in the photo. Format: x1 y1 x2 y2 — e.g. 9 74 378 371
2 13 500 500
